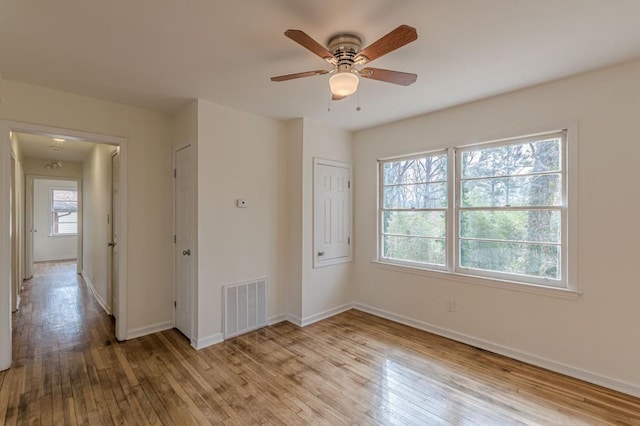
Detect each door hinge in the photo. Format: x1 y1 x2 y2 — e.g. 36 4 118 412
174 301 177 308
173 169 176 178
348 237 351 244
348 180 351 189
173 235 176 244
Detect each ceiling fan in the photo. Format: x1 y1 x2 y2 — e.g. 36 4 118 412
271 25 418 101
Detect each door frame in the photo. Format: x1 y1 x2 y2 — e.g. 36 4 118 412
25 175 83 271
0 120 129 371
173 143 197 345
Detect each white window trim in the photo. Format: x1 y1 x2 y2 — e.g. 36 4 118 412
49 186 78 237
376 124 579 298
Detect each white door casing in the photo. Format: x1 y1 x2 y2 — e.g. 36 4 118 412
109 149 121 320
174 145 195 338
24 177 34 280
313 158 352 268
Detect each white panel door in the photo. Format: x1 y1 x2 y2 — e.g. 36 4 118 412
314 160 352 267
174 145 194 338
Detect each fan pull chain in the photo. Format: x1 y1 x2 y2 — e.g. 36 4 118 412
356 93 362 112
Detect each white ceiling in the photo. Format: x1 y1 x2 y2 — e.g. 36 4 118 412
16 133 95 162
2 0 640 131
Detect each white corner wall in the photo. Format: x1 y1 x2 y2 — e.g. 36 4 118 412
1 80 174 338
353 60 640 396
82 144 113 313
195 99 289 347
300 119 353 323
285 119 304 321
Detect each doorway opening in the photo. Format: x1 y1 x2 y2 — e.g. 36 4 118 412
0 121 128 371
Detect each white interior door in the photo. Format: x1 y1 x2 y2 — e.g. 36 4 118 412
110 149 121 320
314 160 352 267
174 145 194 338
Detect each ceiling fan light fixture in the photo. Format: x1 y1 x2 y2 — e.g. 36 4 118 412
329 71 359 97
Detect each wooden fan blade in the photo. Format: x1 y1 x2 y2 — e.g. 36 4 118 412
355 25 417 64
360 67 417 86
285 30 335 62
332 94 347 101
271 70 329 82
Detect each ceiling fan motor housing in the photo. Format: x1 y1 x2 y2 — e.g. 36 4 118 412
327 33 363 71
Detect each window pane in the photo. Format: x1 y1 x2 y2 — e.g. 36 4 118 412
57 212 77 223
53 200 78 212
383 211 445 238
460 210 560 243
57 223 77 234
461 138 561 179
53 189 77 202
383 235 445 266
460 240 560 280
384 182 447 209
461 174 561 207
54 211 77 235
384 155 447 185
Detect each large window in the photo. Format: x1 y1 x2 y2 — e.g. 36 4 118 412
379 130 569 289
51 188 78 235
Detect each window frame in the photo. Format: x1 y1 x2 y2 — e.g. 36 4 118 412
377 128 576 292
50 187 78 236
378 150 449 271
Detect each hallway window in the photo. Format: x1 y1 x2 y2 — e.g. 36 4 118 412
51 189 78 235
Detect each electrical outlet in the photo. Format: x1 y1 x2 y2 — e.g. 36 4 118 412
445 299 456 312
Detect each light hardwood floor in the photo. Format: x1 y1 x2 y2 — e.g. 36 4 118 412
1 261 639 425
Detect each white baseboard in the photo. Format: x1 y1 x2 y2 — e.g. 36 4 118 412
268 314 287 325
300 303 354 327
127 321 173 340
353 302 640 398
285 314 302 327
34 256 77 262
81 272 111 315
192 333 223 350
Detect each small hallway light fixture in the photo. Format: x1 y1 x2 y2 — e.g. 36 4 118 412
45 161 63 170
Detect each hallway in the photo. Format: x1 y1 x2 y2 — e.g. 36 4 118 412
12 262 115 365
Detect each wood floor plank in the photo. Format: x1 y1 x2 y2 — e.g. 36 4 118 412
2 261 640 425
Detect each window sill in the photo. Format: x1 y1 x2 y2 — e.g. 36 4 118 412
48 234 78 238
371 260 581 300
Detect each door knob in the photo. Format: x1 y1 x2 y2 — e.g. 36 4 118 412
107 242 115 247
182 249 191 256
318 251 325 257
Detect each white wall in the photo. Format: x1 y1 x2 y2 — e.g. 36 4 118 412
10 132 24 312
353 59 640 396
23 158 83 178
286 120 303 320
0 80 174 338
300 119 353 322
195 99 289 346
33 178 77 261
82 144 113 313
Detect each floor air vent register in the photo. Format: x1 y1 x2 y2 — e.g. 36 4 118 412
223 278 267 339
